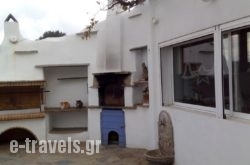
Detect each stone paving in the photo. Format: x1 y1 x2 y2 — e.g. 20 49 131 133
0 143 150 165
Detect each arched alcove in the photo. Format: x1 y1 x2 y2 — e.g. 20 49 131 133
0 128 37 144
108 131 119 145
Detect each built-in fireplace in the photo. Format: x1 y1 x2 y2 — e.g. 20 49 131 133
94 72 130 107
94 72 130 147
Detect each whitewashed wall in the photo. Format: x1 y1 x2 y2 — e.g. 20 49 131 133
96 0 250 164
47 111 89 142
0 118 46 141
149 0 250 165
125 108 155 149
122 5 150 72
88 109 101 141
87 4 157 149
0 19 97 143
163 107 250 165
0 24 44 82
152 0 250 43
50 111 87 129
2 1 250 163
44 66 88 107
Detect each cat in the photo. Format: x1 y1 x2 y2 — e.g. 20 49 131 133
76 100 83 108
60 101 70 109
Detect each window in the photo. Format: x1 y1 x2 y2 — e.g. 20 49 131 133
161 36 215 108
223 27 250 114
173 37 215 107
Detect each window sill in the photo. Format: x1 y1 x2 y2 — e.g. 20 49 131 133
225 110 250 121
173 102 215 113
162 104 216 118
223 112 250 125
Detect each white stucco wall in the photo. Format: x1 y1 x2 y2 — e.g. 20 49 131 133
0 17 97 143
44 66 88 107
0 21 44 81
95 16 123 72
152 0 250 43
88 109 101 141
0 118 46 141
47 111 89 141
34 35 97 66
93 0 250 164
0 40 44 81
122 5 150 72
87 5 156 149
88 107 156 149
47 132 89 142
50 111 88 129
147 0 250 164
162 107 250 165
2 1 250 164
124 108 155 149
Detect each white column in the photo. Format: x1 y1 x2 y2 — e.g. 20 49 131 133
214 26 224 119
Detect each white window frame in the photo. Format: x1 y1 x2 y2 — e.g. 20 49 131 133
159 16 250 119
220 16 250 120
159 27 222 115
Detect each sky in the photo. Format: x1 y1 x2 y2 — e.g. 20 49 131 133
0 0 107 42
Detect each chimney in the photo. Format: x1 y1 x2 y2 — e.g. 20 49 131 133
2 14 23 44
96 15 123 73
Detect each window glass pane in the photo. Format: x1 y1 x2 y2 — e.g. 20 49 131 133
231 34 241 112
233 30 250 114
224 28 250 114
173 38 215 107
248 32 250 62
222 34 230 109
160 47 173 106
160 47 168 106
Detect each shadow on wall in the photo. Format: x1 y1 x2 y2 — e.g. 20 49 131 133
0 127 37 144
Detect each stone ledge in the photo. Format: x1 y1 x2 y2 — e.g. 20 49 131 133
44 107 87 112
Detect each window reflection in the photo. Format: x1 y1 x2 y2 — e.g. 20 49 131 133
223 28 250 114
222 35 230 109
173 37 215 107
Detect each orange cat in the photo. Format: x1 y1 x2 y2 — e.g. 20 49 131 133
60 101 70 109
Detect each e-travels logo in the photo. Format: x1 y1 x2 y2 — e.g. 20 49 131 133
10 137 101 155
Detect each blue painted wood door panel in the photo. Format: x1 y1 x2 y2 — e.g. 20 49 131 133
101 109 126 147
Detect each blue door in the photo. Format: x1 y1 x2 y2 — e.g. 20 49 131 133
101 108 126 147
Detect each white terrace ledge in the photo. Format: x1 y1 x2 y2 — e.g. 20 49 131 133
35 63 89 68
